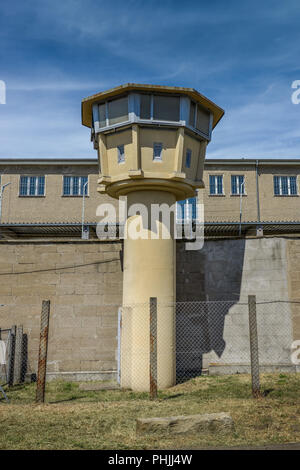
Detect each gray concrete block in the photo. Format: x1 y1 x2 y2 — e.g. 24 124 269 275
136 412 234 435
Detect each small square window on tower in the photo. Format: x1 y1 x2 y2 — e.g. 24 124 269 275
117 144 125 163
185 149 192 168
153 142 163 161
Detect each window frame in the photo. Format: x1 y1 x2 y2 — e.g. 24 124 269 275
62 175 89 197
153 142 163 161
231 175 246 196
176 197 197 221
19 175 46 197
185 148 192 169
209 174 224 196
273 175 298 196
117 144 125 164
92 93 213 141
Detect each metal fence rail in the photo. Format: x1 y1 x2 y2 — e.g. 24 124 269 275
0 297 297 402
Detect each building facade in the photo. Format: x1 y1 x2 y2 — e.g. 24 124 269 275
0 157 300 381
0 158 300 226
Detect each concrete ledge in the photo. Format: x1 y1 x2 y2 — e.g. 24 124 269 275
46 371 117 382
136 412 234 435
208 364 298 375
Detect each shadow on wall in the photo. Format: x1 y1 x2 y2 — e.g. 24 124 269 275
176 239 246 382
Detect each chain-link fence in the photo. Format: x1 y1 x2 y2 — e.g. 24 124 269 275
0 297 298 401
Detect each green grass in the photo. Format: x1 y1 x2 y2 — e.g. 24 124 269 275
0 373 300 450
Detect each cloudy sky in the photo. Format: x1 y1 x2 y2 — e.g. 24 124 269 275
0 0 300 159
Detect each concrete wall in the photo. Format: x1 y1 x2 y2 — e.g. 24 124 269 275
0 237 298 382
176 237 296 376
0 241 122 381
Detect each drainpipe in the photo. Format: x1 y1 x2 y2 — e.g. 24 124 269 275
256 160 261 223
239 180 245 237
255 160 263 237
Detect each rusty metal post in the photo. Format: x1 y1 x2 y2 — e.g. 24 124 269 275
13 325 23 385
7 326 16 387
36 300 50 403
150 297 157 400
248 295 261 398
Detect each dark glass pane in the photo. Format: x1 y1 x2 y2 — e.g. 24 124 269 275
29 177 36 196
153 95 180 121
38 176 45 196
290 176 297 195
73 176 79 195
99 103 106 128
108 96 128 125
185 149 192 168
217 176 223 194
281 176 288 195
118 145 125 163
188 197 197 219
239 176 245 194
81 177 88 195
196 105 210 135
231 176 237 194
177 200 185 219
209 175 215 194
63 176 71 196
274 176 280 195
140 94 151 119
20 176 28 196
189 101 196 126
153 142 163 160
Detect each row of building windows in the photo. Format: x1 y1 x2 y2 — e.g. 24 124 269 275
95 93 211 139
19 176 88 197
13 174 300 198
209 175 298 196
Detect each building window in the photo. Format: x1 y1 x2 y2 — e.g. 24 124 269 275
19 176 45 196
63 176 88 196
176 197 197 220
98 96 128 128
209 175 223 195
231 175 245 195
117 145 125 163
108 96 128 125
153 95 180 121
140 94 151 119
153 142 163 161
274 176 297 196
189 101 210 136
185 149 192 168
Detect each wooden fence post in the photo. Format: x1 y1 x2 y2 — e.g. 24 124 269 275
248 295 261 398
7 325 16 387
13 325 23 385
150 297 157 400
36 300 50 403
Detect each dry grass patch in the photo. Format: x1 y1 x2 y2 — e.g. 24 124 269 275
0 373 299 449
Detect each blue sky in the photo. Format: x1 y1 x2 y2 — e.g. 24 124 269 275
0 0 300 159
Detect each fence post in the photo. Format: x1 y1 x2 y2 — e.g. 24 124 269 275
13 325 23 385
248 295 261 398
150 297 157 400
7 325 16 387
36 300 50 403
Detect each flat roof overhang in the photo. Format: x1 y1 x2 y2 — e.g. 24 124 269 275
81 83 224 129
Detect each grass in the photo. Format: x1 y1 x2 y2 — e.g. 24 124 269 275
0 373 300 450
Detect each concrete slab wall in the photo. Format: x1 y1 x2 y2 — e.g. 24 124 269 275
0 237 298 381
176 237 295 376
0 242 122 381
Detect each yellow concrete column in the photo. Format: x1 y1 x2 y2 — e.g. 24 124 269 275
121 190 176 391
